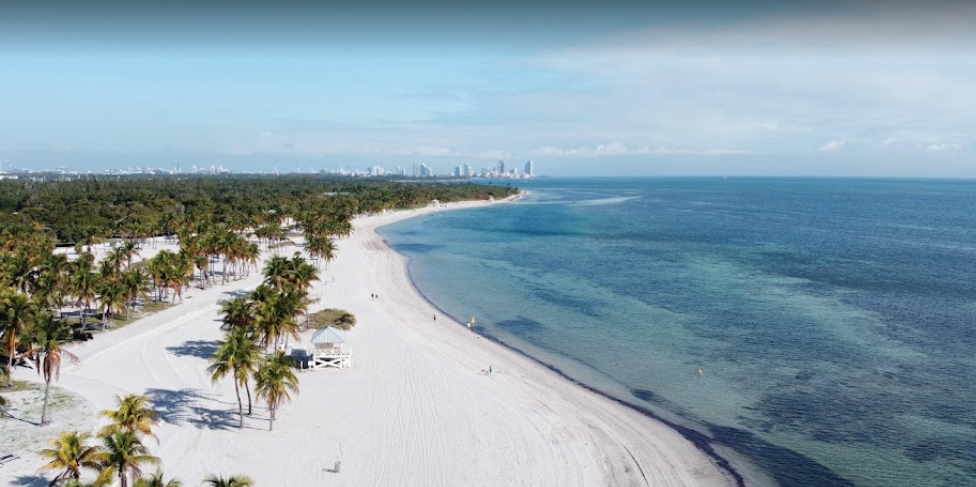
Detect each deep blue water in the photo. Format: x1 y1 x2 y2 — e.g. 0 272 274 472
378 178 976 487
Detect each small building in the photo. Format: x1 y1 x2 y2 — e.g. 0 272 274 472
292 327 352 370
430 199 441 207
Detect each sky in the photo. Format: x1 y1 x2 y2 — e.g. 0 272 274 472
1 0 975 177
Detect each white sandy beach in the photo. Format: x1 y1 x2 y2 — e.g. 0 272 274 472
2 197 736 487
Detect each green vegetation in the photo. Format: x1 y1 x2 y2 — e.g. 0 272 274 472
208 327 261 428
307 308 357 330
211 253 313 430
0 175 516 245
254 352 299 432
38 393 163 487
7 175 515 481
202 475 253 487
1 175 514 402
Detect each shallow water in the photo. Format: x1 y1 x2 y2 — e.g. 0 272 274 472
379 178 976 487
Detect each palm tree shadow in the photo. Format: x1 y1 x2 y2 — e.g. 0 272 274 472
144 387 235 431
0 409 40 426
165 340 218 358
9 475 48 486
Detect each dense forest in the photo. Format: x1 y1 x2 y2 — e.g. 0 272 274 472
0 175 518 245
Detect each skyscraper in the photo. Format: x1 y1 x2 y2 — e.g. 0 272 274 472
524 160 534 176
497 160 506 175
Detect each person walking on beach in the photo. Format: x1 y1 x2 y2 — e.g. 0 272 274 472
489 365 493 375
433 314 436 321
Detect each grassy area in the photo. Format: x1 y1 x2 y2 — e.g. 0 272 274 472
55 300 176 335
1 380 37 393
307 308 357 330
112 300 174 327
0 384 97 451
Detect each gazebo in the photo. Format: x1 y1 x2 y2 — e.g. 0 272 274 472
299 328 352 370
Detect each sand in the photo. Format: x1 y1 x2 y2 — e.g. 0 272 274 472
1 197 736 487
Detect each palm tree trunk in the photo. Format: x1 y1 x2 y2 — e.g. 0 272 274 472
41 379 52 425
246 381 253 415
120 468 128 487
235 380 244 428
6 350 13 387
269 406 275 431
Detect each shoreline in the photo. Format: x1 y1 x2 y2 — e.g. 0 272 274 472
381 196 746 487
400 274 747 487
3 192 738 486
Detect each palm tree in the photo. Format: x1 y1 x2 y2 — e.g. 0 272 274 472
254 352 299 431
132 470 181 487
29 314 79 425
219 297 255 332
97 281 127 329
202 475 253 487
31 270 64 319
0 363 7 415
100 394 159 439
118 240 140 271
37 431 105 485
254 291 300 352
208 327 261 425
1 288 37 386
241 243 259 277
288 254 319 293
72 271 98 326
120 269 150 318
104 247 126 276
62 476 113 487
2 253 34 293
262 256 291 291
98 426 160 487
305 235 336 269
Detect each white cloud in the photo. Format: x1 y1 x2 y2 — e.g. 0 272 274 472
926 143 962 152
818 140 847 152
528 143 750 157
528 6 976 157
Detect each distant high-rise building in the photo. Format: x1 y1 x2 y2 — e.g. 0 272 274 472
463 163 472 178
454 165 462 177
420 163 433 177
413 162 419 177
524 160 534 176
497 160 506 174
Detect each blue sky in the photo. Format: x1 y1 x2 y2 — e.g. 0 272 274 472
1 1 975 176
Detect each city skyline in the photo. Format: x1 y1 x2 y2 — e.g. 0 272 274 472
0 155 539 179
2 1 975 177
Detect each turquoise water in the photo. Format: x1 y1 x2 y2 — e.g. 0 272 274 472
378 178 976 487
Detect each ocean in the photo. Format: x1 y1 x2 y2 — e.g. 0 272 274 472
377 178 976 487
